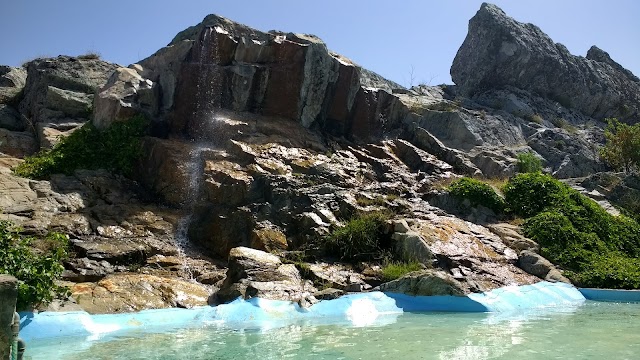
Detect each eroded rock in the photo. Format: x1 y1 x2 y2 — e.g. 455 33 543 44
380 269 468 296
451 3 640 121
216 247 315 303
70 274 211 314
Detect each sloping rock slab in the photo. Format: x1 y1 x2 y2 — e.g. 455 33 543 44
380 269 468 296
216 247 315 303
69 274 211 314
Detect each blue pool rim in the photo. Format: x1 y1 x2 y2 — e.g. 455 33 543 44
18 281 593 342
579 288 640 302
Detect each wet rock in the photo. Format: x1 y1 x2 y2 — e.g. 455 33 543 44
518 250 571 284
216 247 315 303
379 269 469 296
70 274 211 314
189 206 255 258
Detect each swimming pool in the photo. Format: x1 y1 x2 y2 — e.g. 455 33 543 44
20 283 640 359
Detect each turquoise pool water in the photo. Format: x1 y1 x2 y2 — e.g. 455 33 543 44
25 301 640 360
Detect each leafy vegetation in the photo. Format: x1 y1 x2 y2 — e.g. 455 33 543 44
516 152 543 173
448 177 505 213
503 172 568 217
0 221 69 310
600 118 640 173
14 115 149 179
325 212 391 261
504 172 640 288
355 194 387 207
381 261 422 282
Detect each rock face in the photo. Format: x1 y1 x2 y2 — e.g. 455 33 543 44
518 251 571 284
380 270 468 296
18 56 118 148
3 4 639 313
69 274 210 314
0 163 220 313
451 3 640 122
216 247 315 303
0 66 26 103
97 14 403 143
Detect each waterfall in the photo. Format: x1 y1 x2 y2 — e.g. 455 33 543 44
173 25 228 279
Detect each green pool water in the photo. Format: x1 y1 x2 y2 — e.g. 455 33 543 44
26 301 640 360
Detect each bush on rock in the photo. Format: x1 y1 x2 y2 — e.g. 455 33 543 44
0 220 69 310
14 115 148 179
448 177 505 213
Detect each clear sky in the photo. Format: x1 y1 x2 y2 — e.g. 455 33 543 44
1 0 638 86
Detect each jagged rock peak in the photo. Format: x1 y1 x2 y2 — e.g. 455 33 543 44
586 45 640 83
169 14 271 45
451 2 640 122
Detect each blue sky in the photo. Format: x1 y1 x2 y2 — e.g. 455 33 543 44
1 1 638 86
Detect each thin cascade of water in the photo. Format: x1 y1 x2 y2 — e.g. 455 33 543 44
173 25 227 279
173 144 211 280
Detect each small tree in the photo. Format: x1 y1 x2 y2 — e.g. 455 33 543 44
600 118 640 173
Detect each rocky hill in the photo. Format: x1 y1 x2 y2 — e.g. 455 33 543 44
0 3 638 313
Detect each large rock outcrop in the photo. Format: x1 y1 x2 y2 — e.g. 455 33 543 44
4 4 638 312
451 3 640 122
95 15 404 143
0 66 35 157
19 56 118 148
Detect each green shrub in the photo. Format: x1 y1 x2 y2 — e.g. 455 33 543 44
325 212 390 261
523 211 606 268
381 261 422 282
566 252 640 289
14 115 149 179
508 172 640 288
599 118 640 173
448 177 505 213
0 221 69 310
516 152 543 173
503 173 569 217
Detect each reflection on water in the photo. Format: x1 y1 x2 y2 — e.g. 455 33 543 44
26 302 640 360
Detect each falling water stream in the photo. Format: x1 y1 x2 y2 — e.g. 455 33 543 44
172 25 226 279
